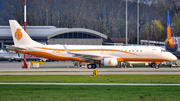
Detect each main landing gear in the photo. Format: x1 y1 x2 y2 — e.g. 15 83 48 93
87 64 97 69
150 62 159 69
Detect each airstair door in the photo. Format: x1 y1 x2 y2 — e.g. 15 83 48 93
152 49 156 53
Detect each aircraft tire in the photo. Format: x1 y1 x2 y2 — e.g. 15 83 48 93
151 63 156 68
18 60 21 62
155 64 159 69
87 64 92 69
92 64 96 69
87 64 96 69
8 59 13 62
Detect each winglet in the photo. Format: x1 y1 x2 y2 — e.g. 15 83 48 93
167 11 171 40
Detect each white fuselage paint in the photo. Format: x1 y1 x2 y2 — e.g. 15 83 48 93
17 45 177 62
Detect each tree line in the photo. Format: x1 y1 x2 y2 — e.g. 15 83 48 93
0 0 180 43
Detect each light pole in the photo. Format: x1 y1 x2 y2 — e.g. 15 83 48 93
137 0 139 45
125 0 128 45
46 10 48 26
24 0 27 68
58 21 59 28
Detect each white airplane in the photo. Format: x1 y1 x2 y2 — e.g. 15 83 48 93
0 50 22 62
0 50 47 62
6 20 177 69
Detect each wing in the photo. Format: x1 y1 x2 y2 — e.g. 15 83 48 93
63 45 113 60
141 40 165 45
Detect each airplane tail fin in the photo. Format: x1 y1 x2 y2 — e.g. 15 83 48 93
167 11 172 40
9 20 42 46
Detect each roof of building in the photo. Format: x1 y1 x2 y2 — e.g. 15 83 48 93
0 26 107 39
48 28 107 39
0 26 56 29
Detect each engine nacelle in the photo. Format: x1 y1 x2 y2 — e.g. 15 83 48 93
101 58 118 66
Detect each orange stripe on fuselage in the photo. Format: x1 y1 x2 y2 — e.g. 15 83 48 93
34 47 139 56
13 50 169 63
14 50 84 62
35 47 65 51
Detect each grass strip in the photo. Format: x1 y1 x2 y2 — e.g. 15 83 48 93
0 85 180 101
0 75 180 83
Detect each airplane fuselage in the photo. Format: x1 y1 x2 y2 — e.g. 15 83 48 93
14 45 176 63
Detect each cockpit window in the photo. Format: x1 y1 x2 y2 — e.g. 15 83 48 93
161 49 168 52
161 50 165 52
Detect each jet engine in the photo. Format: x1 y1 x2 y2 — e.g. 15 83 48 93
101 58 118 66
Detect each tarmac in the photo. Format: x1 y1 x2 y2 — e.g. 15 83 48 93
1 61 180 75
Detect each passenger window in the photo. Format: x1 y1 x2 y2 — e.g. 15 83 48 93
133 50 134 52
129 50 131 52
137 50 138 52
140 50 142 52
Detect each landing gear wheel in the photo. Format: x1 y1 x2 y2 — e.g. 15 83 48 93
151 63 156 68
155 64 159 69
8 59 13 62
87 64 92 69
87 64 96 69
18 60 21 62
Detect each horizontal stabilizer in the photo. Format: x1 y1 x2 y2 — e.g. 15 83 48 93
5 45 28 51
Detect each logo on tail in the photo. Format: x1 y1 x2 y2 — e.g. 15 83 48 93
15 28 23 40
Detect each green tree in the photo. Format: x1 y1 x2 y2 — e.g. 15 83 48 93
173 14 180 37
140 22 151 40
152 20 165 41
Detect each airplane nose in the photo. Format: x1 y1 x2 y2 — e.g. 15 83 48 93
171 54 177 61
